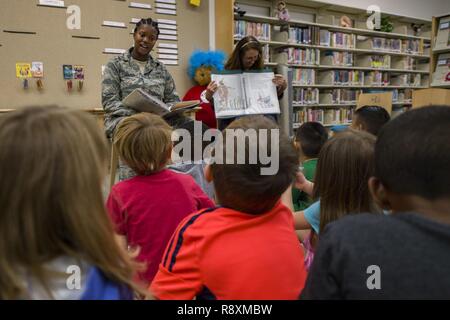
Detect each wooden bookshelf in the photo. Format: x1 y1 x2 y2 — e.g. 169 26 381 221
430 14 450 89
216 0 432 133
243 39 430 58
235 13 431 42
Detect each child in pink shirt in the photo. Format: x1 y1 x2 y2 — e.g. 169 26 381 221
106 113 214 286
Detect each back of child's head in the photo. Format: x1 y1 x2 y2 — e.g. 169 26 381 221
211 115 299 214
114 113 173 175
353 105 391 136
0 106 139 299
295 122 328 158
376 105 450 200
314 129 377 231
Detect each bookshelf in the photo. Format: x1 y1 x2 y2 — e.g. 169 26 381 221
430 13 450 89
216 0 431 135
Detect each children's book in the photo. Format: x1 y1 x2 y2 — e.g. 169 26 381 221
123 88 200 116
63 65 73 79
73 65 85 80
211 71 280 119
31 62 44 78
432 53 450 86
16 63 32 78
435 16 450 50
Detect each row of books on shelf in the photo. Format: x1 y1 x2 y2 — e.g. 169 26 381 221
286 48 320 65
357 55 418 70
234 21 427 55
392 88 413 102
318 70 365 85
292 68 316 85
288 26 324 46
294 88 360 105
234 21 271 41
358 38 424 54
274 48 426 70
293 108 353 125
292 106 412 126
321 51 354 66
357 55 391 69
293 88 320 105
292 69 423 86
285 27 424 54
288 28 356 48
293 88 413 105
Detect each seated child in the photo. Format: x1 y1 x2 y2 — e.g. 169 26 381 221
286 130 380 269
167 115 216 200
0 106 142 299
302 106 450 299
292 108 388 231
150 115 308 299
292 122 328 211
351 105 391 136
106 113 214 286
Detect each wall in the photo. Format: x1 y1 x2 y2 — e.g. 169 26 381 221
0 0 210 110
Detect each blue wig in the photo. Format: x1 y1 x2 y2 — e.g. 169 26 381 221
188 50 226 79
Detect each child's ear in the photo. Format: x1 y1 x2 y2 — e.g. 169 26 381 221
204 164 213 183
368 176 391 210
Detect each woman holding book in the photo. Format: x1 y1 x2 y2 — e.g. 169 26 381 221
204 36 287 129
102 18 180 139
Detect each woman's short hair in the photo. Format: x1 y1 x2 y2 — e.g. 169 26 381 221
134 18 160 37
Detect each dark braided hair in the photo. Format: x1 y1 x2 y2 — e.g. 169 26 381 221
134 18 160 37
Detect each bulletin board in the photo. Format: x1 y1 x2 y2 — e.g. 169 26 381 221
0 0 210 110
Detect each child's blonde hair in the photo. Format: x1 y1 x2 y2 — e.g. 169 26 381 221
314 129 379 232
0 106 143 299
114 113 173 175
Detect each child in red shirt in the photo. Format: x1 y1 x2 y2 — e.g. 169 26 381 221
107 113 214 286
151 115 307 300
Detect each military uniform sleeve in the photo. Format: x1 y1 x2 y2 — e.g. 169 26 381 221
102 61 135 137
162 65 181 107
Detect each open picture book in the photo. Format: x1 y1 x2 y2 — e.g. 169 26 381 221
432 53 450 86
211 71 280 119
123 88 200 116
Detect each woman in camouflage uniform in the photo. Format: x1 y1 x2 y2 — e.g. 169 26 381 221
102 18 180 181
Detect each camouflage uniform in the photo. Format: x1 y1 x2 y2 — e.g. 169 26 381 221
102 48 180 137
102 48 180 180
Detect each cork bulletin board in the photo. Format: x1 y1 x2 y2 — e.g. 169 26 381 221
0 0 210 110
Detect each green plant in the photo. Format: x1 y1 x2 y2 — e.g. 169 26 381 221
380 17 393 33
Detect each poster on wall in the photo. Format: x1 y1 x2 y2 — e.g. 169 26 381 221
63 65 74 79
31 62 44 78
16 63 32 78
74 65 85 80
